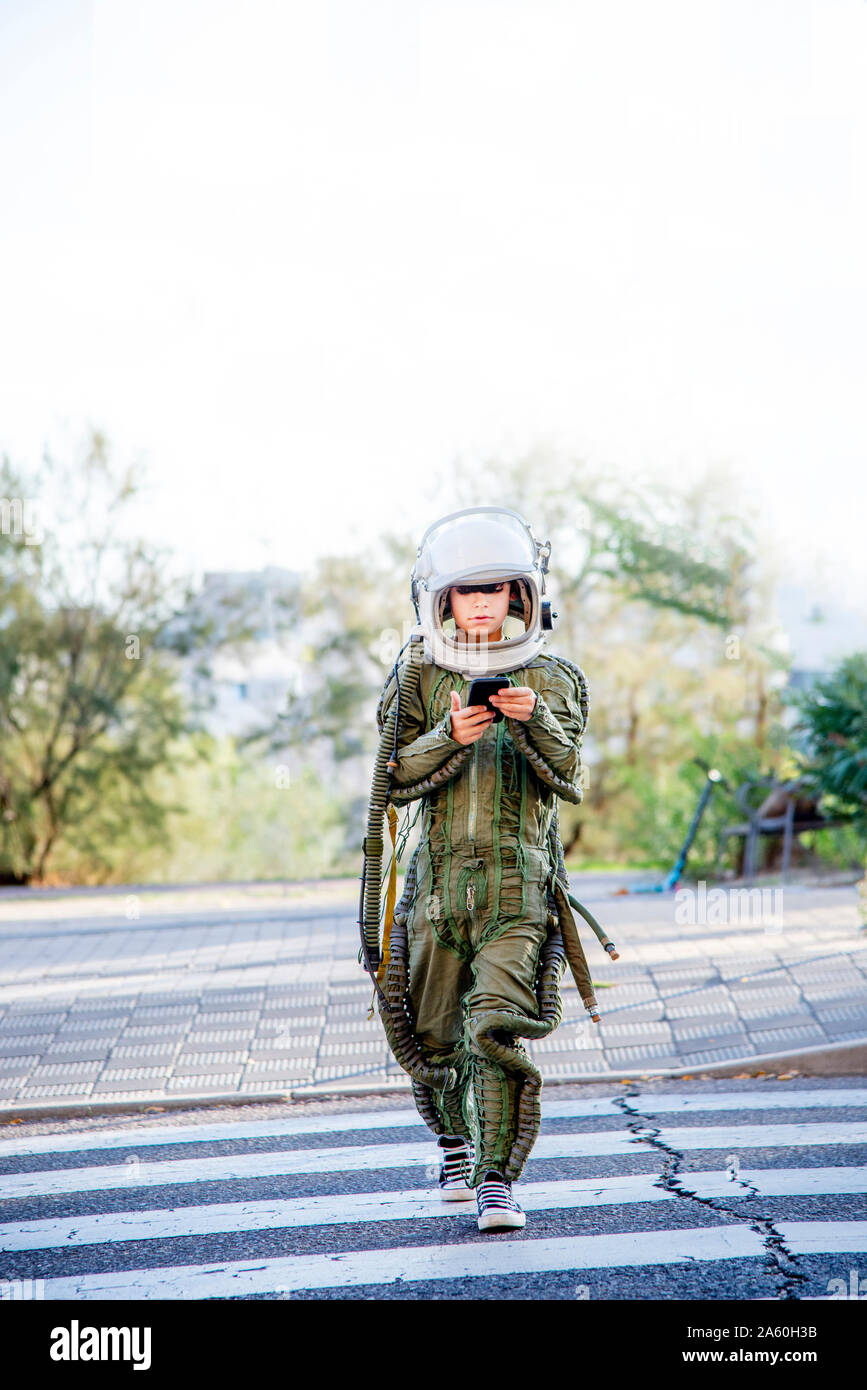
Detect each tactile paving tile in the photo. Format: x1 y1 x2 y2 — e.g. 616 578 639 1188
174 1051 250 1066
44 1042 116 1058
675 1045 752 1063
312 1064 389 1080
165 1072 242 1088
651 968 720 982
109 1044 179 1059
199 990 267 1005
0 1012 68 1030
62 1016 133 1031
605 1044 684 1065
128 1007 198 1022
256 1016 326 1033
663 995 737 1018
0 1055 39 1072
244 1057 317 1073
535 1049 604 1064
541 1060 614 1075
0 1034 54 1051
28 1061 103 1079
317 1042 390 1057
745 1025 828 1046
815 1002 867 1021
97 1066 173 1080
184 1028 257 1044
18 1082 95 1097
247 1031 320 1048
729 985 803 1000
130 991 202 1006
120 1025 192 1039
68 991 140 1006
263 990 329 1005
324 1022 390 1037
741 1012 823 1029
237 1079 303 1092
804 986 867 1003
669 1017 746 1038
597 1022 674 1039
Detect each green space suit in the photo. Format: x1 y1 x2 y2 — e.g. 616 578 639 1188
374 648 589 1186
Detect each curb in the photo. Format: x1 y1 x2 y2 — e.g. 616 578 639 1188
0 1089 302 1124
1 1039 865 1123
289 1037 867 1097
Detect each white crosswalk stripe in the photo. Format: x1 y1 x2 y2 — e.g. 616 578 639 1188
2 1122 866 1199
1 1087 865 1298
36 1223 867 1299
3 1168 867 1251
3 1088 866 1158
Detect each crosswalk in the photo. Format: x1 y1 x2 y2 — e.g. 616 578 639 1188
1 1087 866 1299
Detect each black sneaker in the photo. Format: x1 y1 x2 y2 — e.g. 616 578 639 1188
437 1135 474 1201
476 1169 526 1231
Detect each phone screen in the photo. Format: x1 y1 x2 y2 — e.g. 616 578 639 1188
467 678 511 722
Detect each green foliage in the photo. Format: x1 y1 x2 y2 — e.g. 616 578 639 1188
583 734 778 880
783 652 867 832
112 739 348 878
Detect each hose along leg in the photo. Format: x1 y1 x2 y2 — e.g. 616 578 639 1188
411 1048 473 1139
378 909 459 1118
377 846 472 1136
462 915 565 1184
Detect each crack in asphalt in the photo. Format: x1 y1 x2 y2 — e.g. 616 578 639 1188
613 1084 809 1300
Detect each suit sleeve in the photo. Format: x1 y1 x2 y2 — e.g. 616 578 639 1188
377 665 469 803
507 668 585 802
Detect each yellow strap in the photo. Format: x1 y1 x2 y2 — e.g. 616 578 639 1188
376 805 399 986
367 805 399 1020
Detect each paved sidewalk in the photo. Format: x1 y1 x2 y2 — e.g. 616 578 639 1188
0 873 865 1114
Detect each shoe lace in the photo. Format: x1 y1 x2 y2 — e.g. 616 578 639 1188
477 1174 518 1209
440 1144 472 1179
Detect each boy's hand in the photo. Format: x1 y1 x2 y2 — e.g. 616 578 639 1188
489 686 538 721
449 690 494 745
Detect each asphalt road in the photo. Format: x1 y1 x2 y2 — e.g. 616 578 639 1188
1 1074 865 1302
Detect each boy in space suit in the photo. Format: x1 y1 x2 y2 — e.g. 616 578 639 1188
370 508 588 1232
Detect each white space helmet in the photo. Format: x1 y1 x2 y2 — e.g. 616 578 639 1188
410 506 555 674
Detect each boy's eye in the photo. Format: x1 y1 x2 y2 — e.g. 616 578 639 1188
455 582 505 595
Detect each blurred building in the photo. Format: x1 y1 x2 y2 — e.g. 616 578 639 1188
172 566 307 739
775 580 867 694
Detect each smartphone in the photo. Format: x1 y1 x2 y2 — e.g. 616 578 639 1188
466 678 512 723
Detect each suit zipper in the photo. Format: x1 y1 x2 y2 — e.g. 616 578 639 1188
468 740 478 847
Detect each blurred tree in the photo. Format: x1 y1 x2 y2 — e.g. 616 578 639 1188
0 429 204 883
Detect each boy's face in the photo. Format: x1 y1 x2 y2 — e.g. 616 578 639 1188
449 580 514 643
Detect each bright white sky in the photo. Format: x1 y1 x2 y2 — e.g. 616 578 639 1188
1 0 865 609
